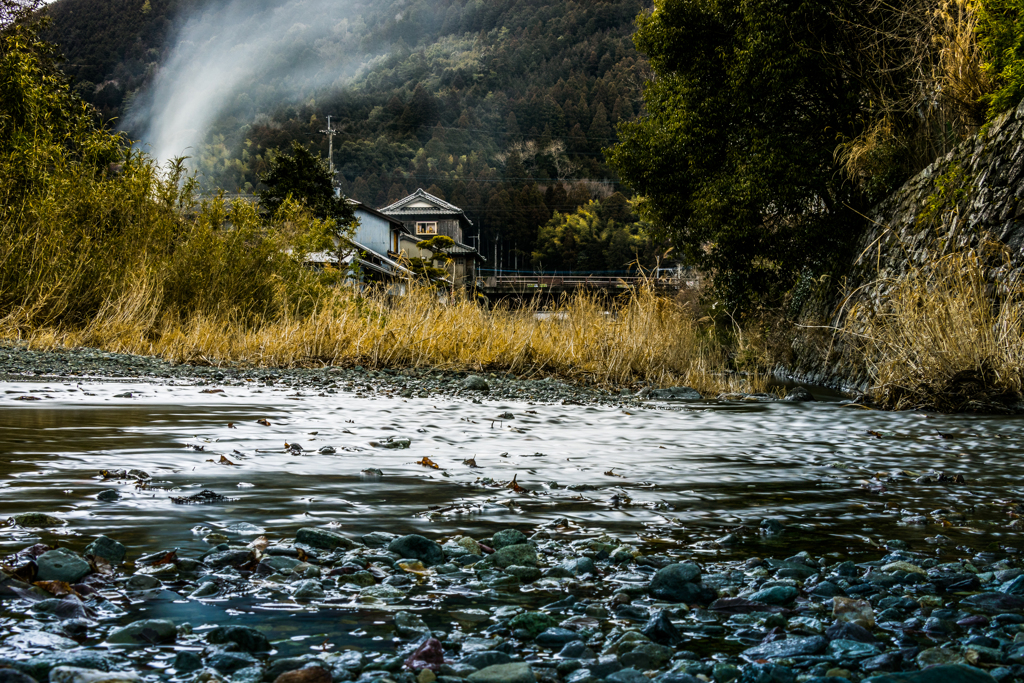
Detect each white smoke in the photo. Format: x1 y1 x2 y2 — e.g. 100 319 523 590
126 0 383 165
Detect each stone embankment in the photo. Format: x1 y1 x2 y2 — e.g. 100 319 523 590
782 98 1024 393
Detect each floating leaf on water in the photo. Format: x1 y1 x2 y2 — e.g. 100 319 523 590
417 457 440 469
218 456 240 466
227 422 236 429
200 389 224 394
504 474 528 494
463 457 479 467
604 468 623 478
866 430 884 438
256 419 271 426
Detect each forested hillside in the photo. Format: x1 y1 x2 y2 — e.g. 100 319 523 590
44 0 659 272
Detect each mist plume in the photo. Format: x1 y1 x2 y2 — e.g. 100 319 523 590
126 0 381 166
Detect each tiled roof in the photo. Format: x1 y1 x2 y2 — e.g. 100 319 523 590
379 188 473 225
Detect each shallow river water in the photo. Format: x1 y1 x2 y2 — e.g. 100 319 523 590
2 376 1023 666
3 377 1023 559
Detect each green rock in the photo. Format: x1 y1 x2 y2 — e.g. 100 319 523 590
490 543 537 568
36 549 90 583
505 565 541 582
106 619 177 645
13 513 64 527
291 579 325 599
338 570 376 587
863 664 996 683
748 586 799 605
84 536 126 564
467 663 535 683
619 642 672 669
205 625 270 653
260 556 301 572
294 527 357 550
507 611 555 637
491 529 528 549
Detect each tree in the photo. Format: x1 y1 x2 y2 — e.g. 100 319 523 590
608 0 868 308
257 141 355 228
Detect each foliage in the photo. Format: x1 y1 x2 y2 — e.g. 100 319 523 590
43 0 651 267
0 7 343 332
531 195 658 273
608 0 866 309
977 0 1024 119
257 141 356 228
405 234 455 282
845 243 1024 412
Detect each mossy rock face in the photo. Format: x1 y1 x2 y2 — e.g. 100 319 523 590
507 611 556 637
12 513 65 527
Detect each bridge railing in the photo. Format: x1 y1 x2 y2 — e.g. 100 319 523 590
481 274 694 289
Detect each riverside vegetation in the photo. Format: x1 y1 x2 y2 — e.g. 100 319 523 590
3 0 1024 411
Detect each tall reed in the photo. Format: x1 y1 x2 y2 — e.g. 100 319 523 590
845 244 1024 411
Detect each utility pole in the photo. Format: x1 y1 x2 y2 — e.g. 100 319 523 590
320 115 336 176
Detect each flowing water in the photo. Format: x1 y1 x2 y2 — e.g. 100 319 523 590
2 376 1023 661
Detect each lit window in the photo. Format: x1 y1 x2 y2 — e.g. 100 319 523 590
416 222 437 235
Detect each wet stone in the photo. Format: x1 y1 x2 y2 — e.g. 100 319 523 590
295 527 357 551
388 535 444 566
747 586 798 605
12 513 64 527
649 563 702 602
204 549 254 568
36 549 90 583
106 619 176 645
96 490 120 502
205 625 271 653
558 557 597 576
85 536 125 564
743 636 828 660
643 610 682 645
173 652 203 673
206 652 257 675
557 642 596 660
460 653 512 670
395 611 432 639
862 664 998 683
460 376 489 392
274 667 333 683
49 667 142 683
828 639 881 659
491 529 527 549
535 628 578 648
125 574 160 591
0 670 36 683
489 544 537 569
292 579 325 599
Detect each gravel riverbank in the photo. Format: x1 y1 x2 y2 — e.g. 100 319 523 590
2 519 1022 683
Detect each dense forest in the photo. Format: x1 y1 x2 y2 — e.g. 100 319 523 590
44 0 662 274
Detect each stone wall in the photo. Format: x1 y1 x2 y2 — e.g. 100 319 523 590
779 98 1024 394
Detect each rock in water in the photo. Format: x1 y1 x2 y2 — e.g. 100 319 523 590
273 668 332 683
862 664 997 683
460 375 490 392
404 638 444 672
0 670 37 683
294 527 356 550
467 663 536 683
648 387 702 400
395 611 432 639
491 529 527 549
36 549 90 583
649 563 703 602
49 667 142 683
743 636 828 660
106 619 176 645
84 536 126 564
642 610 682 645
205 625 271 653
388 534 444 566
783 386 815 402
12 512 64 527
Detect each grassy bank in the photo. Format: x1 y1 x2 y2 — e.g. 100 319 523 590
844 244 1024 411
5 278 764 396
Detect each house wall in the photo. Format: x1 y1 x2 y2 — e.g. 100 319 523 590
353 209 397 256
402 216 463 242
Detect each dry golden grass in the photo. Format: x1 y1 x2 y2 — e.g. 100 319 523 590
5 280 766 395
845 244 1024 411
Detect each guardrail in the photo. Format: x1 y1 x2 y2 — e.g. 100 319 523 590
482 275 691 289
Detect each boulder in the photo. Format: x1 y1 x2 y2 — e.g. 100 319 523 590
106 619 176 645
648 387 702 400
36 549 90 584
650 563 703 602
205 626 271 653
49 668 142 683
863 664 996 683
84 537 126 565
490 529 527 550
742 636 827 660
273 668 332 683
388 535 444 566
467 663 535 683
460 376 490 392
295 528 356 551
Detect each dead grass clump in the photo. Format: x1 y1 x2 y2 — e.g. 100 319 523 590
847 245 1024 411
15 280 767 395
